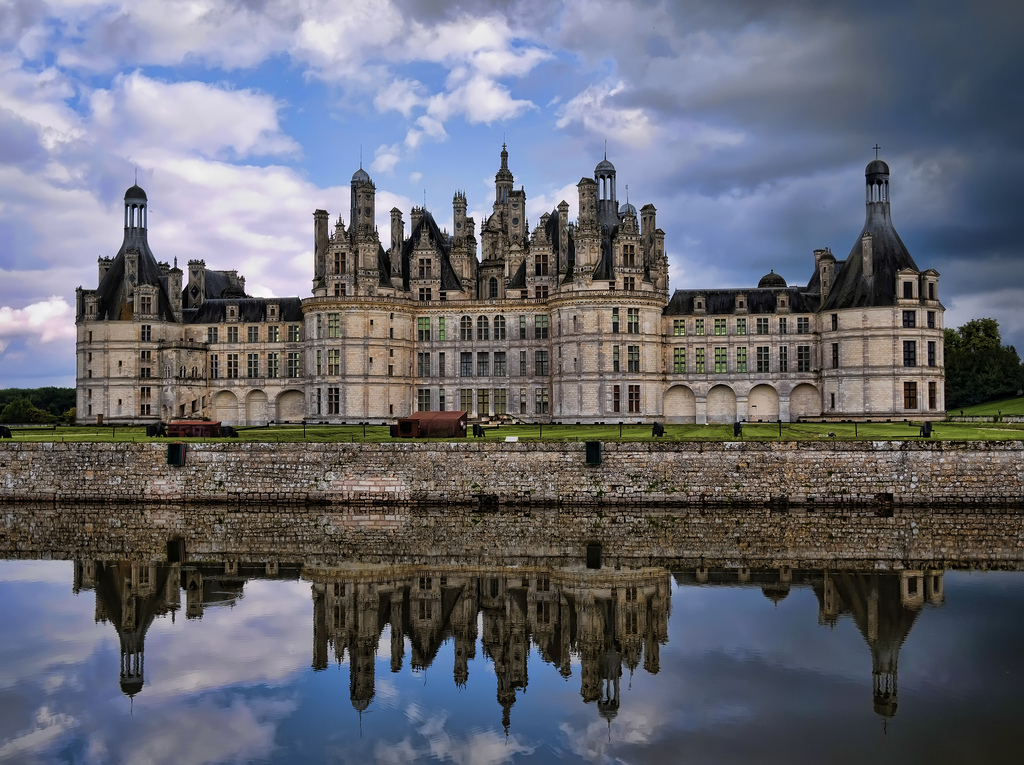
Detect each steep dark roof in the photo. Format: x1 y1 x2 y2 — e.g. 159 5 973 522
593 226 616 282
508 258 527 289
377 245 394 289
399 210 463 293
93 229 177 322
664 287 818 316
544 207 575 279
821 200 919 311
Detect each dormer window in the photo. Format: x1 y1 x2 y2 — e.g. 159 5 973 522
903 281 914 299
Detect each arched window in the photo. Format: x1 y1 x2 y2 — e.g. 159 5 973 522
489 277 499 299
493 315 506 340
477 316 490 341
460 316 473 341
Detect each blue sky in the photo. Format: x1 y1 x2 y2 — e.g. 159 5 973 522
1 0 1022 387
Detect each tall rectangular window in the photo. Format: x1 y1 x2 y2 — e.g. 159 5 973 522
460 352 473 376
779 318 788 335
494 315 506 340
268 326 280 343
439 389 446 411
316 349 322 375
327 350 340 375
928 341 936 367
736 347 747 373
248 325 259 343
460 388 473 413
417 352 431 377
714 347 727 373
927 311 936 329
327 388 340 415
247 353 259 377
438 316 446 340
288 325 301 342
477 352 490 376
328 314 340 338
903 281 914 299
226 326 238 343
519 350 527 376
417 317 431 341
207 327 219 344
494 389 507 415
612 384 621 413
519 388 527 414
287 351 300 378
438 352 446 377
903 340 917 367
673 347 685 373
902 311 916 328
673 319 685 336
534 315 549 339
535 387 549 414
268 352 280 378
627 308 640 333
714 318 727 335
494 351 507 376
627 345 640 373
519 315 527 339
797 345 811 372
695 348 706 373
613 345 620 372
832 343 840 369
227 353 239 378
535 350 549 376
417 389 431 411
477 316 489 341
627 385 641 413
460 316 472 341
736 318 746 335
140 324 151 342
694 318 705 335
928 381 937 409
831 314 839 331
756 347 770 373
611 308 620 334
779 345 789 372
756 317 768 335
797 317 809 334
904 381 918 408
477 388 490 415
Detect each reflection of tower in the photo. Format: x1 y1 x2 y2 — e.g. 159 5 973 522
449 578 478 688
390 588 406 674
351 582 382 713
825 571 944 719
88 560 179 699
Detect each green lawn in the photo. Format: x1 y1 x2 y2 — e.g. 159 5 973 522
5 419 1024 443
954 396 1024 417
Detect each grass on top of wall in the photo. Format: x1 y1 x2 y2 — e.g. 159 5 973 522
4 420 1024 443
954 396 1024 417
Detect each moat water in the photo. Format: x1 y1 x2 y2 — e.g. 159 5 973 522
1 520 1023 763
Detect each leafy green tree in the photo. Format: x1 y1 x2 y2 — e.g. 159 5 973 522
944 319 1024 409
0 398 57 424
0 387 75 417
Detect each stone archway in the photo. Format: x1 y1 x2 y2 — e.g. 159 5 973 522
706 384 737 424
748 384 780 422
663 385 697 424
246 390 269 426
275 390 305 422
790 383 822 420
212 390 239 425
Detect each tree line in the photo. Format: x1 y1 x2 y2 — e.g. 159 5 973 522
944 318 1024 409
0 387 76 424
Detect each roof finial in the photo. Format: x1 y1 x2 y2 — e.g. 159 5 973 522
873 143 881 159
625 184 629 203
604 139 607 160
134 166 137 184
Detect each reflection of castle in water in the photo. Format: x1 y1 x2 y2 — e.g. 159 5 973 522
72 557 943 722
73 559 302 698
674 566 945 717
309 568 671 731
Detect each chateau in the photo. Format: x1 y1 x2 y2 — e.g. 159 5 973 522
76 148 944 425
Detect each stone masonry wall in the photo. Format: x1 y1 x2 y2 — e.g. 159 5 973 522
1 440 1023 507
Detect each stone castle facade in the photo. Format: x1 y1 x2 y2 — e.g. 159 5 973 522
76 148 944 425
